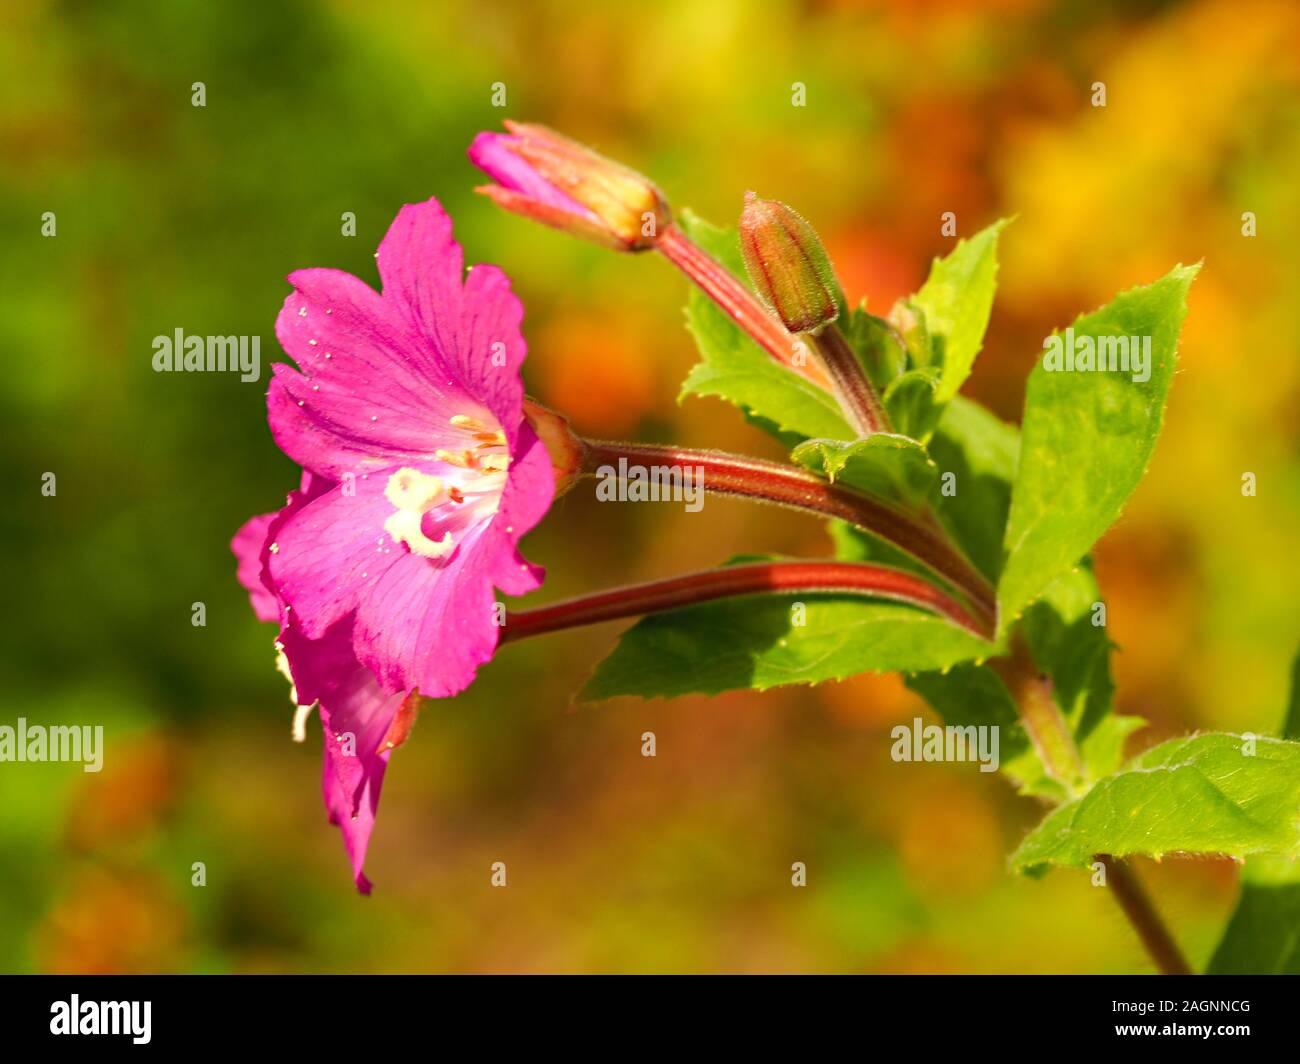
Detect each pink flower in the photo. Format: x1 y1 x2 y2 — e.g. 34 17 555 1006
232 197 554 891
265 197 554 698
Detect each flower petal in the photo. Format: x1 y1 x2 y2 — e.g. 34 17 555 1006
483 423 553 597
374 198 468 379
468 132 596 218
231 511 279 623
270 266 473 479
267 472 412 645
457 262 529 449
278 616 408 894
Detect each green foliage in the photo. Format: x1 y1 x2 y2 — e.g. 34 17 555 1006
618 206 1296 975
997 265 1199 630
1207 648 1300 973
909 219 1009 402
924 395 1019 583
582 579 994 701
1010 733 1300 872
1207 855 1300 974
791 434 937 509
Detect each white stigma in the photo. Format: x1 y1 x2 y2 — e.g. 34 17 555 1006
383 467 455 559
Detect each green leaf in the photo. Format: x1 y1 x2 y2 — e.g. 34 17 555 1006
1285 647 1300 740
791 434 937 508
912 219 1009 402
1206 855 1300 973
906 664 1046 794
1010 733 1300 873
841 305 906 392
828 520 929 577
676 212 850 441
1021 560 1115 746
926 395 1019 583
1207 647 1300 973
882 368 943 441
582 585 994 701
997 264 1199 630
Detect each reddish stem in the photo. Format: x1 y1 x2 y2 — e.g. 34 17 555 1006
812 325 893 436
1096 855 1193 976
581 438 996 629
500 560 989 644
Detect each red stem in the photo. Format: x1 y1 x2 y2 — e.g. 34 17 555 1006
812 325 893 435
500 560 989 643
581 438 996 629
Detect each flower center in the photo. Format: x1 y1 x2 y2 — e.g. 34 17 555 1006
383 468 456 558
381 414 511 560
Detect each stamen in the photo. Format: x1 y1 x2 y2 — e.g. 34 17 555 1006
450 414 490 431
275 647 301 707
292 702 315 743
435 448 477 469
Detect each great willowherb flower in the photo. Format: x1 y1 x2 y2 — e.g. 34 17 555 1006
469 121 671 251
233 197 554 890
264 196 554 699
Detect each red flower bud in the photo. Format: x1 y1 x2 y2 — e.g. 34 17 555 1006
470 122 671 251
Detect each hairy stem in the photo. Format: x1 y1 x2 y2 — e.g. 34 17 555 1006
499 560 988 644
811 324 893 435
1097 855 1194 976
995 636 1191 975
992 635 1085 794
581 438 996 631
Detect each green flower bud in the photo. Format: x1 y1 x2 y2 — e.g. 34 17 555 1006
739 192 841 334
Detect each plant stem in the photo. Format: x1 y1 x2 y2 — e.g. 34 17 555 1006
499 560 988 644
581 438 996 631
995 636 1191 975
992 635 1085 794
655 221 829 387
811 324 893 435
1096 855 1193 976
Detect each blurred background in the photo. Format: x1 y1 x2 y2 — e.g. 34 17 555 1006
1 0 1298 973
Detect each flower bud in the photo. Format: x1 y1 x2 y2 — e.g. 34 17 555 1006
522 398 585 496
739 192 841 335
470 122 671 251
